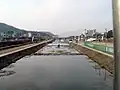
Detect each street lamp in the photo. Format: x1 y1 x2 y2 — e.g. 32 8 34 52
84 29 87 42
105 28 108 52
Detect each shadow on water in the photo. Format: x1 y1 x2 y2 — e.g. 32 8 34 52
0 54 33 71
0 55 32 77
0 55 24 70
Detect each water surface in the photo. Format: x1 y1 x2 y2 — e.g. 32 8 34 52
0 42 113 90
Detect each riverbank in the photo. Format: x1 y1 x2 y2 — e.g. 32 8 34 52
0 39 53 69
70 42 114 74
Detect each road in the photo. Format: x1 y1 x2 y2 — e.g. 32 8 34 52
0 41 113 90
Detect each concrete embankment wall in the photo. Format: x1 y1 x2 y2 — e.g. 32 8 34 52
70 42 114 74
0 40 53 69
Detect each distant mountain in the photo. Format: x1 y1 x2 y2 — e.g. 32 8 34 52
43 32 55 37
0 23 54 37
0 23 26 33
59 29 84 37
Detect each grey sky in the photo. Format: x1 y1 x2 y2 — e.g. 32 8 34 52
0 0 113 35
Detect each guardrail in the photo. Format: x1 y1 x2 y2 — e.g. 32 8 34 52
84 42 114 54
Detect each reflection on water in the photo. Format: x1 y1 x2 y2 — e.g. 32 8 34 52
89 59 113 86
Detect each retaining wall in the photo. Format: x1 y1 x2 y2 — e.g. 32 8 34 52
0 40 53 69
70 42 114 74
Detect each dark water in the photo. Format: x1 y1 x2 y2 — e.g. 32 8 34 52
0 42 113 90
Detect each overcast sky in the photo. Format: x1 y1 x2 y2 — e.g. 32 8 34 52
0 0 113 35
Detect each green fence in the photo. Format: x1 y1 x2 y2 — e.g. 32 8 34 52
84 42 113 54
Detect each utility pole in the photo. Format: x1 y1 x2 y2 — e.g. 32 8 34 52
112 0 120 90
105 28 108 52
84 29 87 42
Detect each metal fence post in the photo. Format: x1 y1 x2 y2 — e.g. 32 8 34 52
112 0 120 90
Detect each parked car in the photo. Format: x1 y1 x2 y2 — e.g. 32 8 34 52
86 38 96 41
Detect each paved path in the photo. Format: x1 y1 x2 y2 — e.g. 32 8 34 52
0 44 35 55
0 40 50 57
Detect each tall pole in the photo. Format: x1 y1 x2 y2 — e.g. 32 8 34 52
84 29 87 42
105 28 107 52
112 0 120 90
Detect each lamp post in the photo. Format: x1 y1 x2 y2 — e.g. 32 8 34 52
84 29 87 42
105 28 108 52
112 0 120 90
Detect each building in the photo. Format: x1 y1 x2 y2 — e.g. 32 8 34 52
85 29 96 38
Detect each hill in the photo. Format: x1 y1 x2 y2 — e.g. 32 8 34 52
59 29 84 37
0 23 54 38
0 23 25 33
